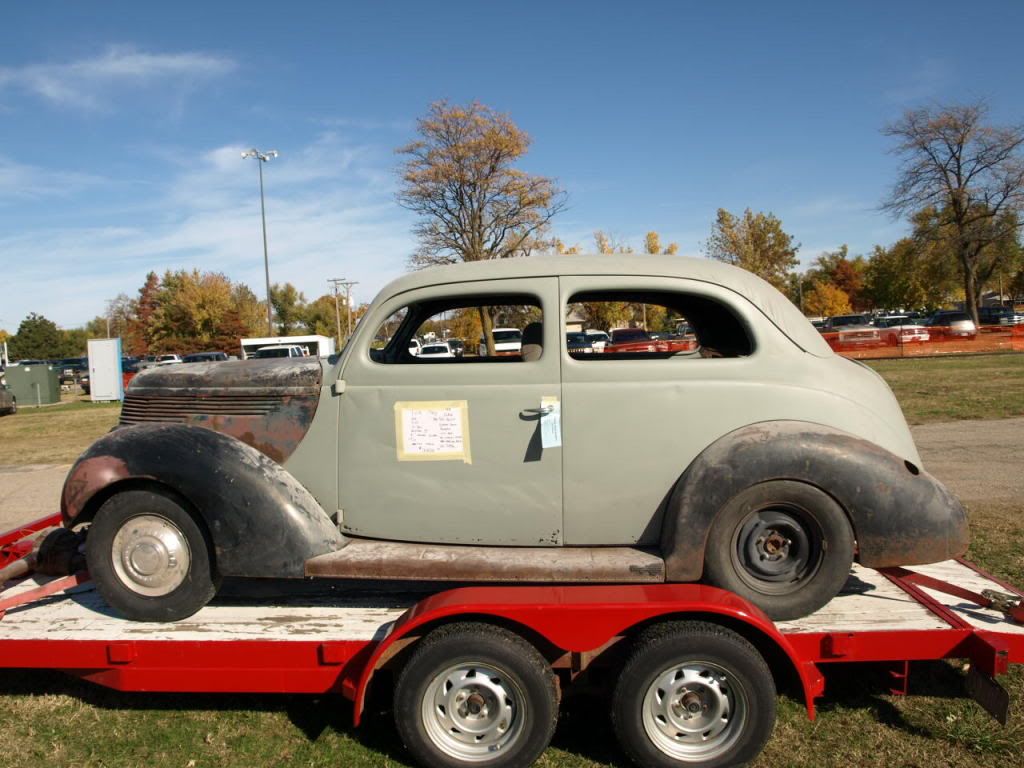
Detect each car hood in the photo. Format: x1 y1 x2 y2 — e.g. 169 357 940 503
121 358 323 463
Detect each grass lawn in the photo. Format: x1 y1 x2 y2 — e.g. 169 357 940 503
0 397 120 465
868 353 1024 424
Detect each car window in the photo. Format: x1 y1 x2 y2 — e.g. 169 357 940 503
370 294 543 363
566 290 752 359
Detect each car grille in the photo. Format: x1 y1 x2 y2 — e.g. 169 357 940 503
120 394 283 424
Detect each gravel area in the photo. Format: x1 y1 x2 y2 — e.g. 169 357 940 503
0 417 1021 533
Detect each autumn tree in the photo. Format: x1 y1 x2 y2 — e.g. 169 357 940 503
705 208 800 290
269 282 307 335
397 100 565 353
806 246 868 310
804 283 852 317
882 102 1024 324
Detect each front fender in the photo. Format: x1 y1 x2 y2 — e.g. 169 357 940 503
61 424 343 577
660 421 969 581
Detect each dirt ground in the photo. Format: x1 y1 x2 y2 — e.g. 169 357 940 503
1 416 1020 533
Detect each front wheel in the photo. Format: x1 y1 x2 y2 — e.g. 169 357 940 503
702 480 854 620
86 489 219 621
393 622 559 768
612 621 776 768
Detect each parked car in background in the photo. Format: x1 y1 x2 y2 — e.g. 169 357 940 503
605 327 698 354
585 329 610 352
478 327 523 356
566 331 592 354
0 381 16 415
448 339 465 358
978 306 1024 326
873 315 930 345
182 352 229 363
58 357 89 385
925 312 978 340
418 341 456 358
821 314 881 348
408 338 422 356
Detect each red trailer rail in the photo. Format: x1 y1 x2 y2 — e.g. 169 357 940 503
2 513 1023 768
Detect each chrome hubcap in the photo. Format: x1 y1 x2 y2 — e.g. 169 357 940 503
421 663 524 761
642 662 746 761
111 514 191 597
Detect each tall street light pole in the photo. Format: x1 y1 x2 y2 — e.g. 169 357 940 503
327 277 347 348
241 148 279 335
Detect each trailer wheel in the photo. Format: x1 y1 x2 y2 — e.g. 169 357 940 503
394 622 558 768
86 489 218 622
703 480 854 620
612 621 775 768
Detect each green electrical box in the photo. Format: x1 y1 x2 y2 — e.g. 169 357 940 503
5 364 61 406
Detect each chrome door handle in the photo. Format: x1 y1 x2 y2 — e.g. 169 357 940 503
521 406 554 416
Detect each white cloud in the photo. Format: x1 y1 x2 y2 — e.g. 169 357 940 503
0 135 416 329
0 45 236 111
0 156 104 201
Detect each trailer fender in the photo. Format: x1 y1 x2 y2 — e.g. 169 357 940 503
349 583 824 725
660 421 970 581
60 423 343 577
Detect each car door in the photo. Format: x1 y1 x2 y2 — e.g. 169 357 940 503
336 277 563 546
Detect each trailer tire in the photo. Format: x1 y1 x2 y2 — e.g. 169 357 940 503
612 621 775 768
703 480 854 620
86 489 219 622
394 622 558 768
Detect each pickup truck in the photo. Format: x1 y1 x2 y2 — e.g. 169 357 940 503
60 255 969 623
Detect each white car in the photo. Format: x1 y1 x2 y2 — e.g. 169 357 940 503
254 345 305 359
418 341 456 358
478 327 522 356
874 316 930 345
408 338 422 356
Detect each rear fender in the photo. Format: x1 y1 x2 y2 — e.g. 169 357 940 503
660 421 970 581
61 424 343 577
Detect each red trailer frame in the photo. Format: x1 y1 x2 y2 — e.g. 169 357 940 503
3 513 1024 756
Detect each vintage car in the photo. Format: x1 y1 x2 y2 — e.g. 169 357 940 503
874 315 930 345
61 255 969 622
606 327 698 354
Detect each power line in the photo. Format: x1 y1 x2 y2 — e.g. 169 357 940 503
327 278 359 345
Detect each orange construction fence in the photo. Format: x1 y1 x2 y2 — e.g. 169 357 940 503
825 323 1024 360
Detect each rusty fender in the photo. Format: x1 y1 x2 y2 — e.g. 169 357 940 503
660 421 970 582
61 424 344 578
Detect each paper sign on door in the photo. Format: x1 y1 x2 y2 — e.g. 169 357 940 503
394 400 472 463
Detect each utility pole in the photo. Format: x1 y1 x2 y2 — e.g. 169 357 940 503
344 281 359 337
241 148 279 335
327 277 347 347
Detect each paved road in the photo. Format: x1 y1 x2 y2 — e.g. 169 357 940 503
1 417 1022 533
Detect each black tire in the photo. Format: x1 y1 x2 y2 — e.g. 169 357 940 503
703 480 854 621
393 622 559 768
612 621 776 768
86 489 219 622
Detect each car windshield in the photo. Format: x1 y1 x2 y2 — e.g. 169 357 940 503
832 315 868 325
421 345 448 354
492 330 522 344
255 348 291 358
566 333 589 345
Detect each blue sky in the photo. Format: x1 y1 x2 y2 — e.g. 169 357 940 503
2 0 1023 330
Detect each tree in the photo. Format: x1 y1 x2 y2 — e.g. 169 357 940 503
644 231 661 255
806 246 869 310
8 313 61 360
705 208 800 290
804 282 852 317
269 282 307 335
882 102 1024 324
397 100 566 354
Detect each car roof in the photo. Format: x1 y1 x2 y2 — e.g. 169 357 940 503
376 255 831 356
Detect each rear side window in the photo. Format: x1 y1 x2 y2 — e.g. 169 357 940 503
565 290 752 360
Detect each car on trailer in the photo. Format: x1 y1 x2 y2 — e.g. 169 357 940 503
58 255 968 625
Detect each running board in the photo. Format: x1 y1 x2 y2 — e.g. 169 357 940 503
304 541 666 583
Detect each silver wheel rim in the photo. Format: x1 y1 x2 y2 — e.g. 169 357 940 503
421 662 525 761
642 660 747 762
111 513 191 597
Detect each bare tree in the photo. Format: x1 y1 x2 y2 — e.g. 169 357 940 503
882 102 1024 324
397 100 565 352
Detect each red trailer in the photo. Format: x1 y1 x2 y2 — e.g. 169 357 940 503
2 513 1023 768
